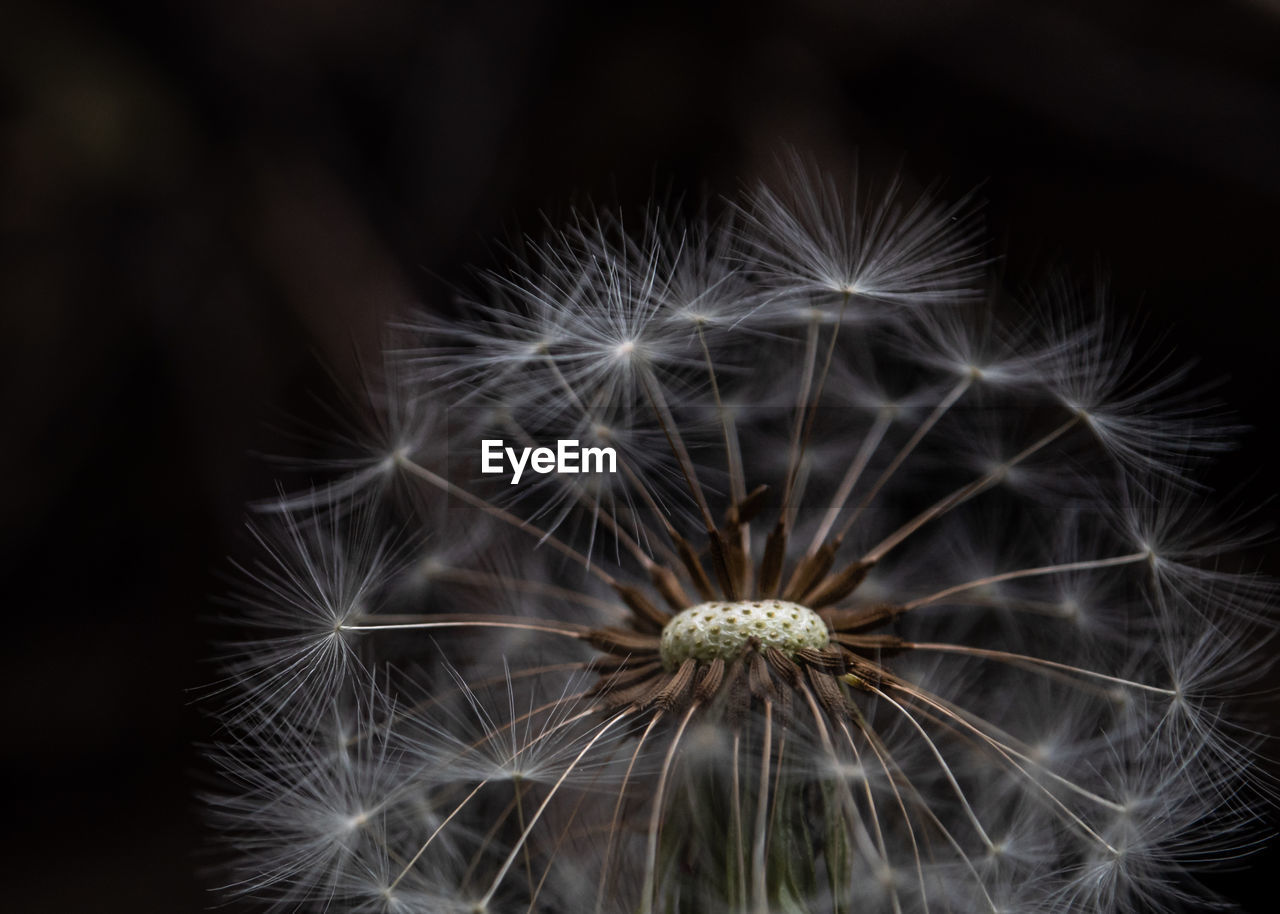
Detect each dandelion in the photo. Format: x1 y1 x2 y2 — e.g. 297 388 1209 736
210 163 1273 913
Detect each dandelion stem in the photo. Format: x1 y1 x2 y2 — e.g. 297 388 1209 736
861 415 1080 564
640 370 717 534
809 406 893 554
697 323 755 597
476 710 633 910
388 701 604 891
798 683 889 914
902 551 1149 610
731 730 748 908
839 374 973 541
902 641 1176 696
388 779 489 892
779 317 821 528
640 370 738 598
886 679 1126 844
342 614 591 639
696 323 746 506
788 297 851 531
595 711 664 914
837 718 926 914
852 708 999 912
750 699 774 914
867 684 995 849
639 704 699 914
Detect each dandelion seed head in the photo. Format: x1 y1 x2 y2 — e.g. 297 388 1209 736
210 160 1274 914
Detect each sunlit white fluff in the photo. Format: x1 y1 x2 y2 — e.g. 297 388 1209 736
737 155 985 306
208 691 472 913
256 340 450 519
214 502 402 736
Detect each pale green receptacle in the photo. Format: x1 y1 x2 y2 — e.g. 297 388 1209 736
660 600 829 669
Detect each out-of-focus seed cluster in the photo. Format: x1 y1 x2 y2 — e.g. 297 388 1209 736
208 161 1273 913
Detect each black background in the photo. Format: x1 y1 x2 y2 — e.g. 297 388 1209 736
2 1 1278 910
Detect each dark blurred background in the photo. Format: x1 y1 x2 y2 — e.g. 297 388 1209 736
2 0 1278 910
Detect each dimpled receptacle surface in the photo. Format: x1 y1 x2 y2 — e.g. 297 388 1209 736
660 600 829 669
